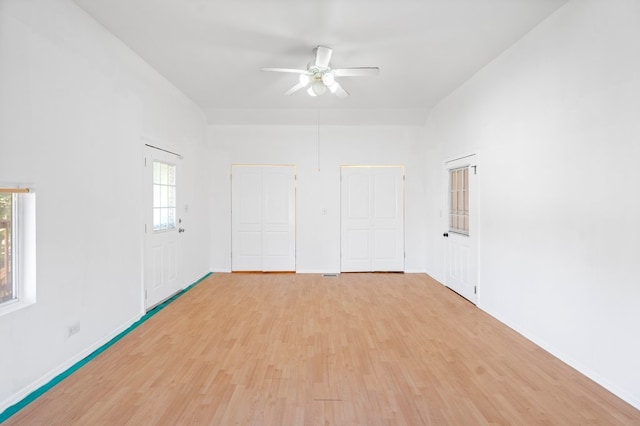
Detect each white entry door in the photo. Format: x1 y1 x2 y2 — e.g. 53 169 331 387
232 165 296 271
341 166 404 272
444 155 478 304
144 146 182 310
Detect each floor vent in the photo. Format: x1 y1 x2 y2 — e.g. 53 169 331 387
322 273 339 278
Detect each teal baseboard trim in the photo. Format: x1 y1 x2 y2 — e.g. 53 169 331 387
0 272 213 424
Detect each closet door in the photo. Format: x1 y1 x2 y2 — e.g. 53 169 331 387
341 166 404 272
341 169 372 272
371 167 405 271
232 166 263 271
262 166 296 271
232 165 295 271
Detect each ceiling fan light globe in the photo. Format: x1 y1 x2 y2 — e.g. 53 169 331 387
307 86 317 97
299 74 310 86
311 80 326 96
322 72 335 86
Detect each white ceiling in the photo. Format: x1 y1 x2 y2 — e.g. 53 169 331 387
72 0 567 125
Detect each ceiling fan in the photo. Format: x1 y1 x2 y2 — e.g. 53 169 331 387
261 46 380 98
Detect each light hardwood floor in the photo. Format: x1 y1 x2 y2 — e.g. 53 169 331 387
6 273 640 425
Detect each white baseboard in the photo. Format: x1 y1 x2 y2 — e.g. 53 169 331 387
424 269 445 285
0 313 142 414
481 306 640 411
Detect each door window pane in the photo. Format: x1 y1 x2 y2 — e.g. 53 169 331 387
153 161 177 231
449 167 469 235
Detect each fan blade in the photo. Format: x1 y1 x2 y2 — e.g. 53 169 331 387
315 46 333 68
261 67 308 74
332 67 380 77
329 82 349 98
284 81 308 96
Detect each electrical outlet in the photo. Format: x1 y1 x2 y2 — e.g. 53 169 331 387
67 322 80 337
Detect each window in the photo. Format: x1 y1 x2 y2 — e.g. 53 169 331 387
0 193 15 303
449 167 469 235
0 187 36 315
153 161 176 231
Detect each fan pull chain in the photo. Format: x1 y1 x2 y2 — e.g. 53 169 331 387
317 111 321 172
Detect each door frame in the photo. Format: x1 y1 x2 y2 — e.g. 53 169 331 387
443 153 479 304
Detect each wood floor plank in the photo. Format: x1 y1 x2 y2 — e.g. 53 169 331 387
5 272 640 425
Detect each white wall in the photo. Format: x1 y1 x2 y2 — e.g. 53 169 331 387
0 0 210 411
208 124 427 273
423 0 640 408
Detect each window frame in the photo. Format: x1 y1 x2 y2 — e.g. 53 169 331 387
0 187 36 317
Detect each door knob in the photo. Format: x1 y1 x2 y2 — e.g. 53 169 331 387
443 232 449 237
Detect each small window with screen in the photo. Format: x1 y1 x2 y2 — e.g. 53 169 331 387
0 192 15 304
0 186 36 315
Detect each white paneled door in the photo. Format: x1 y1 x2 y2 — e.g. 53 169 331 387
341 166 404 272
144 146 182 310
232 165 296 271
444 155 478 304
